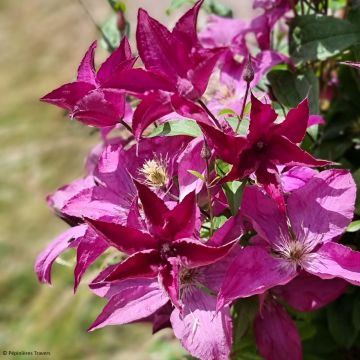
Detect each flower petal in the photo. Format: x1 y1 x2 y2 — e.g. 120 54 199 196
158 259 181 308
85 218 158 254
287 169 356 245
254 301 302 360
170 287 232 360
77 41 97 85
303 242 360 285
88 283 168 331
274 272 347 311
218 246 296 309
272 98 309 143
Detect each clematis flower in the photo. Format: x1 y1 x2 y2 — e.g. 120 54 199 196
218 169 359 309
106 0 224 139
86 181 237 308
254 273 347 360
41 37 135 127
200 95 330 186
88 218 243 359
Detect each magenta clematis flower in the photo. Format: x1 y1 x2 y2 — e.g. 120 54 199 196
87 217 243 359
200 95 330 186
254 273 347 360
86 181 237 308
218 169 359 309
107 0 224 139
41 37 135 127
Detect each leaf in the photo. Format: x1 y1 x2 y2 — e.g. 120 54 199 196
187 170 205 182
347 220 360 232
289 15 360 63
223 181 245 215
353 168 360 215
327 296 359 348
101 16 121 51
206 0 233 18
148 120 201 137
268 68 319 114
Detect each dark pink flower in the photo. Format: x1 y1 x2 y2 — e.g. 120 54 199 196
87 182 237 308
218 169 359 308
201 95 330 186
41 38 135 127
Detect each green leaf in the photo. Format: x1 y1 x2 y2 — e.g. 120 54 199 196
107 0 126 12
353 168 360 215
148 120 201 137
206 0 233 17
187 170 205 182
347 220 360 232
101 16 121 51
289 15 360 63
268 68 319 114
223 181 245 215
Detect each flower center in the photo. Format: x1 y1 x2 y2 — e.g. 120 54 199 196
180 268 197 285
159 242 177 260
140 158 168 188
255 141 265 152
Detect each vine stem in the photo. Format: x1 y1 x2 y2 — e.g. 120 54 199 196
197 99 222 130
236 81 250 133
203 139 214 236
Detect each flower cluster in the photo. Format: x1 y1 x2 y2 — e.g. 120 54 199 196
36 1 360 359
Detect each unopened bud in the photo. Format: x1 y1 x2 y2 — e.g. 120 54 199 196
201 143 211 160
116 11 126 32
243 56 254 83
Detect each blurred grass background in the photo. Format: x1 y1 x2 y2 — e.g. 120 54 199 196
0 1 252 359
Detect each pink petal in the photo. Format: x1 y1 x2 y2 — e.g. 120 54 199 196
97 37 132 84
158 259 181 308
72 89 125 127
132 91 173 140
254 301 302 360
287 169 356 245
303 242 360 285
267 134 330 167
308 114 325 127
272 98 309 143
85 218 158 254
170 287 232 360
136 8 177 80
340 61 360 69
274 272 347 311
208 214 244 247
105 249 161 282
218 246 296 309
77 41 97 85
178 138 206 201
173 238 236 268
74 227 108 291
248 94 278 143
35 224 87 284
199 122 247 165
40 82 95 111
88 283 168 331
281 166 317 193
241 186 288 247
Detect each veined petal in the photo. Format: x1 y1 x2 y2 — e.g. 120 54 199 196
272 98 309 143
287 169 356 246
35 224 87 284
74 227 108 291
77 41 97 85
173 238 236 268
303 242 360 285
274 272 347 312
40 82 95 111
218 246 296 309
88 283 168 331
132 92 173 140
170 287 232 360
199 122 247 165
85 218 158 254
241 185 288 247
97 37 132 84
248 94 278 143
105 249 161 282
254 301 302 360
158 260 181 308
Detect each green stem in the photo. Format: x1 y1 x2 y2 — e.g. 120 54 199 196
198 99 222 130
235 81 250 133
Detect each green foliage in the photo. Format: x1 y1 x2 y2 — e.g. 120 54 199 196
148 120 202 137
167 0 232 17
289 15 360 63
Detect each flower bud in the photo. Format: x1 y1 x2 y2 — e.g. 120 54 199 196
116 11 126 33
243 56 254 83
201 142 211 160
